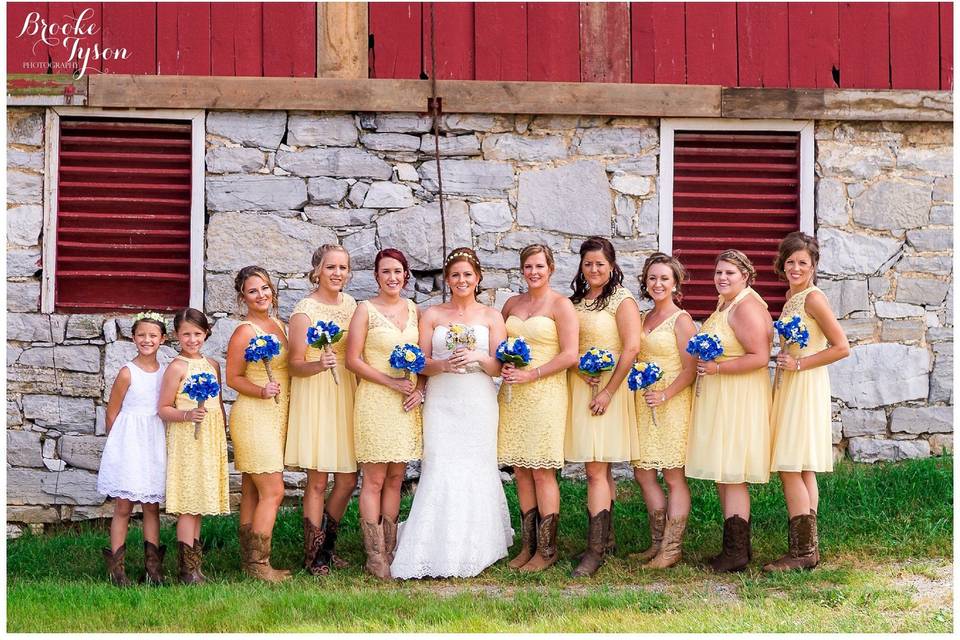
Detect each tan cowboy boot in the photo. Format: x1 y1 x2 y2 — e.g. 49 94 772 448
519 513 559 572
762 513 818 572
360 518 392 580
644 515 687 569
631 508 666 562
509 508 539 569
381 515 399 565
244 531 291 583
178 540 205 585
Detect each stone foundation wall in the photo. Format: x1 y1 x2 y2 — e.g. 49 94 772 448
6 107 953 532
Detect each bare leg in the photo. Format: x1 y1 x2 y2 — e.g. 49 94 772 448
780 471 812 518
531 467 560 516
176 514 199 544
634 468 666 513
801 471 819 513
606 464 616 502
109 499 134 552
514 467 537 513
141 502 161 546
585 462 612 515
239 474 257 528
303 470 329 526
380 462 406 521
358 463 386 523
249 472 285 535
662 468 691 519
326 472 358 520
721 483 750 520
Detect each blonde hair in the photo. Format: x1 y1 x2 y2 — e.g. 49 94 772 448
309 244 351 289
520 244 555 272
234 265 280 316
715 249 757 285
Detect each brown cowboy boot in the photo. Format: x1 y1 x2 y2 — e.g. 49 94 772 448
762 513 818 572
509 508 539 569
243 531 291 583
102 544 132 587
238 524 251 572
644 515 688 569
178 540 204 585
631 508 666 563
571 509 610 577
810 509 820 565
360 518 391 580
194 537 211 581
143 541 166 585
519 513 559 572
381 515 399 565
322 511 350 569
708 515 751 573
303 517 326 575
606 500 617 555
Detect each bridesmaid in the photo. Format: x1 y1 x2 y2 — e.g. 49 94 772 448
225 266 291 582
765 232 849 571
499 244 579 573
286 245 359 576
685 250 773 573
565 237 641 577
345 248 423 580
632 253 697 569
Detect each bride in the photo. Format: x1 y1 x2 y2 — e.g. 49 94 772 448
391 248 513 579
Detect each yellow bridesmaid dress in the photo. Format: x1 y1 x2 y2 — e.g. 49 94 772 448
686 287 772 484
165 355 230 515
285 294 359 473
229 318 290 474
565 286 640 462
770 286 834 473
353 299 423 463
633 309 694 470
498 314 568 469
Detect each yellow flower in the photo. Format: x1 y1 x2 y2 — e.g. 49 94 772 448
255 338 266 347
507 338 515 349
633 362 643 371
602 354 612 362
404 351 416 363
589 348 599 355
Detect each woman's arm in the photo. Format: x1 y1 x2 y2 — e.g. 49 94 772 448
288 311 337 378
105 367 131 434
157 359 203 423
703 297 772 375
778 290 851 371
510 295 580 383
225 324 279 400
345 302 415 396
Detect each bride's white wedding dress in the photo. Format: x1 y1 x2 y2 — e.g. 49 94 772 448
390 324 514 579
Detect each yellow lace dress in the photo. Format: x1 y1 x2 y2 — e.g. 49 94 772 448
229 318 290 474
565 287 640 462
686 287 772 484
354 299 423 463
498 315 568 469
165 355 230 515
285 294 358 472
770 286 834 473
633 309 694 470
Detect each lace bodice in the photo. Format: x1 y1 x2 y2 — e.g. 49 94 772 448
120 361 165 416
700 287 767 360
238 318 288 385
292 293 357 363
639 309 688 379
504 315 559 368
362 299 419 374
574 286 636 354
174 356 223 413
778 286 828 357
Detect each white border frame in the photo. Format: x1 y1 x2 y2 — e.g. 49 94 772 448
42 107 206 313
658 118 815 254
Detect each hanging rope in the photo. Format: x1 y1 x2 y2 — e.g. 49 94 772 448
427 3 448 302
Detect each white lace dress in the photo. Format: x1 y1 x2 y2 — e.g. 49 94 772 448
96 361 167 503
391 324 514 579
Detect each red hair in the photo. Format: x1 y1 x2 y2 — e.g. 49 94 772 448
374 248 411 288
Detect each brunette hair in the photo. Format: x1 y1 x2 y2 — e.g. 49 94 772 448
519 244 555 272
173 307 212 338
640 252 688 303
234 265 280 316
374 248 411 288
131 315 167 336
443 247 483 296
569 237 625 311
715 249 757 285
773 231 820 283
309 244 352 289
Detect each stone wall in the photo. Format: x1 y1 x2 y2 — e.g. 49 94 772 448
6 108 953 532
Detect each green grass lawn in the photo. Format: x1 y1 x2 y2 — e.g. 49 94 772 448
7 456 953 632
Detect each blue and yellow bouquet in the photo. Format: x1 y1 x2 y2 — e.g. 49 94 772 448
245 334 282 405
686 332 724 397
773 315 810 388
307 319 345 385
628 361 664 427
446 323 479 374
579 347 616 400
496 336 532 403
182 372 221 439
390 343 425 380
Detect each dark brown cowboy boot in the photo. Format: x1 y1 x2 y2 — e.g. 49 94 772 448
708 515 751 573
572 509 610 577
644 515 688 569
382 515 399 565
520 513 559 572
576 500 618 563
810 509 820 565
509 508 539 569
102 544 132 587
178 540 204 585
322 511 350 569
143 541 166 585
244 531 291 583
762 513 818 572
360 518 391 580
303 517 326 575
631 508 666 563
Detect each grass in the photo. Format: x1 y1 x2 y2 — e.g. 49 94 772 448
7 456 953 632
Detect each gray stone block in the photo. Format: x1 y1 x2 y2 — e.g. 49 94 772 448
65 315 104 339
875 301 925 318
360 132 421 152
363 181 415 209
421 134 482 157
847 437 930 463
419 160 514 197
605 155 658 175
206 110 286 149
816 141 894 179
7 171 42 204
840 408 887 437
928 433 953 455
517 161 612 236
7 205 43 246
880 319 925 343
206 211 336 273
287 113 358 147
890 406 952 435
442 113 513 133
205 146 267 174
7 430 44 468
929 205 952 224
851 180 931 231
895 276 949 306
7 281 40 312
341 227 378 270
896 147 953 175
376 201 471 270
7 314 66 343
469 201 513 233
930 341 953 403
6 468 104 505
21 395 96 430
369 113 433 133
57 435 106 472
7 248 42 277
481 133 567 161
816 178 848 226
306 177 350 204
828 343 930 408
896 255 952 276
206 175 307 211
906 228 952 252
818 278 870 318
8 109 43 145
276 148 393 179
573 127 657 156
817 228 902 276
303 206 375 227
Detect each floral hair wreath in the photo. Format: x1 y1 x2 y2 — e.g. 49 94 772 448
132 311 166 324
444 251 477 267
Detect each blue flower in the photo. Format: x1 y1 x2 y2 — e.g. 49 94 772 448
686 333 724 361
182 372 221 403
244 334 281 363
627 361 663 392
389 343 426 374
495 337 532 367
578 347 616 376
306 319 345 349
774 315 810 349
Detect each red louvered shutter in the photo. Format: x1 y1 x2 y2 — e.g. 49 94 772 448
55 118 193 312
671 131 800 320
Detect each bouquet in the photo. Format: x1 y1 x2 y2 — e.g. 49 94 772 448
182 372 221 439
578 347 616 401
307 319 345 386
686 333 724 397
245 334 282 405
495 336 532 404
389 343 426 380
628 361 664 428
773 315 810 388
445 323 479 374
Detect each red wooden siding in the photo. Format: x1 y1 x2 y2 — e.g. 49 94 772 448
838 3 889 88
7 2 50 74
475 2 527 81
788 3 840 89
157 2 211 76
527 2 580 81
736 3 788 88
423 2 475 80
48 3 102 74
941 2 954 90
684 3 737 86
211 2 262 76
263 2 316 77
102 3 156 74
55 118 193 312
369 2 422 79
890 2 940 89
580 2 631 83
671 131 799 319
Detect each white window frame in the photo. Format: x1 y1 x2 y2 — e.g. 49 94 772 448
41 107 205 313
658 118 815 254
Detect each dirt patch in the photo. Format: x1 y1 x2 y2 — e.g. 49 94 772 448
888 560 953 610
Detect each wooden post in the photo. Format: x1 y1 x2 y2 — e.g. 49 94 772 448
317 2 369 79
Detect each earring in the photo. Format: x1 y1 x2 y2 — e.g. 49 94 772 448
672 287 677 293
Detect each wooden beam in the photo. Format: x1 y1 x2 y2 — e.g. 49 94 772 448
722 88 953 122
317 2 369 79
7 74 88 106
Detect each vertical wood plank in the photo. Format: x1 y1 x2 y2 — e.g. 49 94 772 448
369 2 422 79
475 2 527 81
317 2 369 79
8 2 50 74
528 2 580 81
423 2 475 80
685 2 737 85
48 3 103 74
941 2 953 90
211 3 262 77
263 2 316 77
157 2 211 76
630 2 655 83
580 2 630 83
788 3 840 88
737 2 789 87
838 3 889 88
651 2 685 84
102 2 156 75
890 2 940 89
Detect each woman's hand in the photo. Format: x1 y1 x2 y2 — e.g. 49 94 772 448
402 388 425 412
260 381 281 398
776 352 799 371
186 407 207 423
578 372 601 387
503 365 536 385
588 388 612 416
390 376 416 396
319 349 338 371
643 388 669 407
696 358 720 376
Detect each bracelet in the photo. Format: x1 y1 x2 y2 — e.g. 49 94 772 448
182 410 188 421
716 361 721 375
536 367 542 380
796 358 801 372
